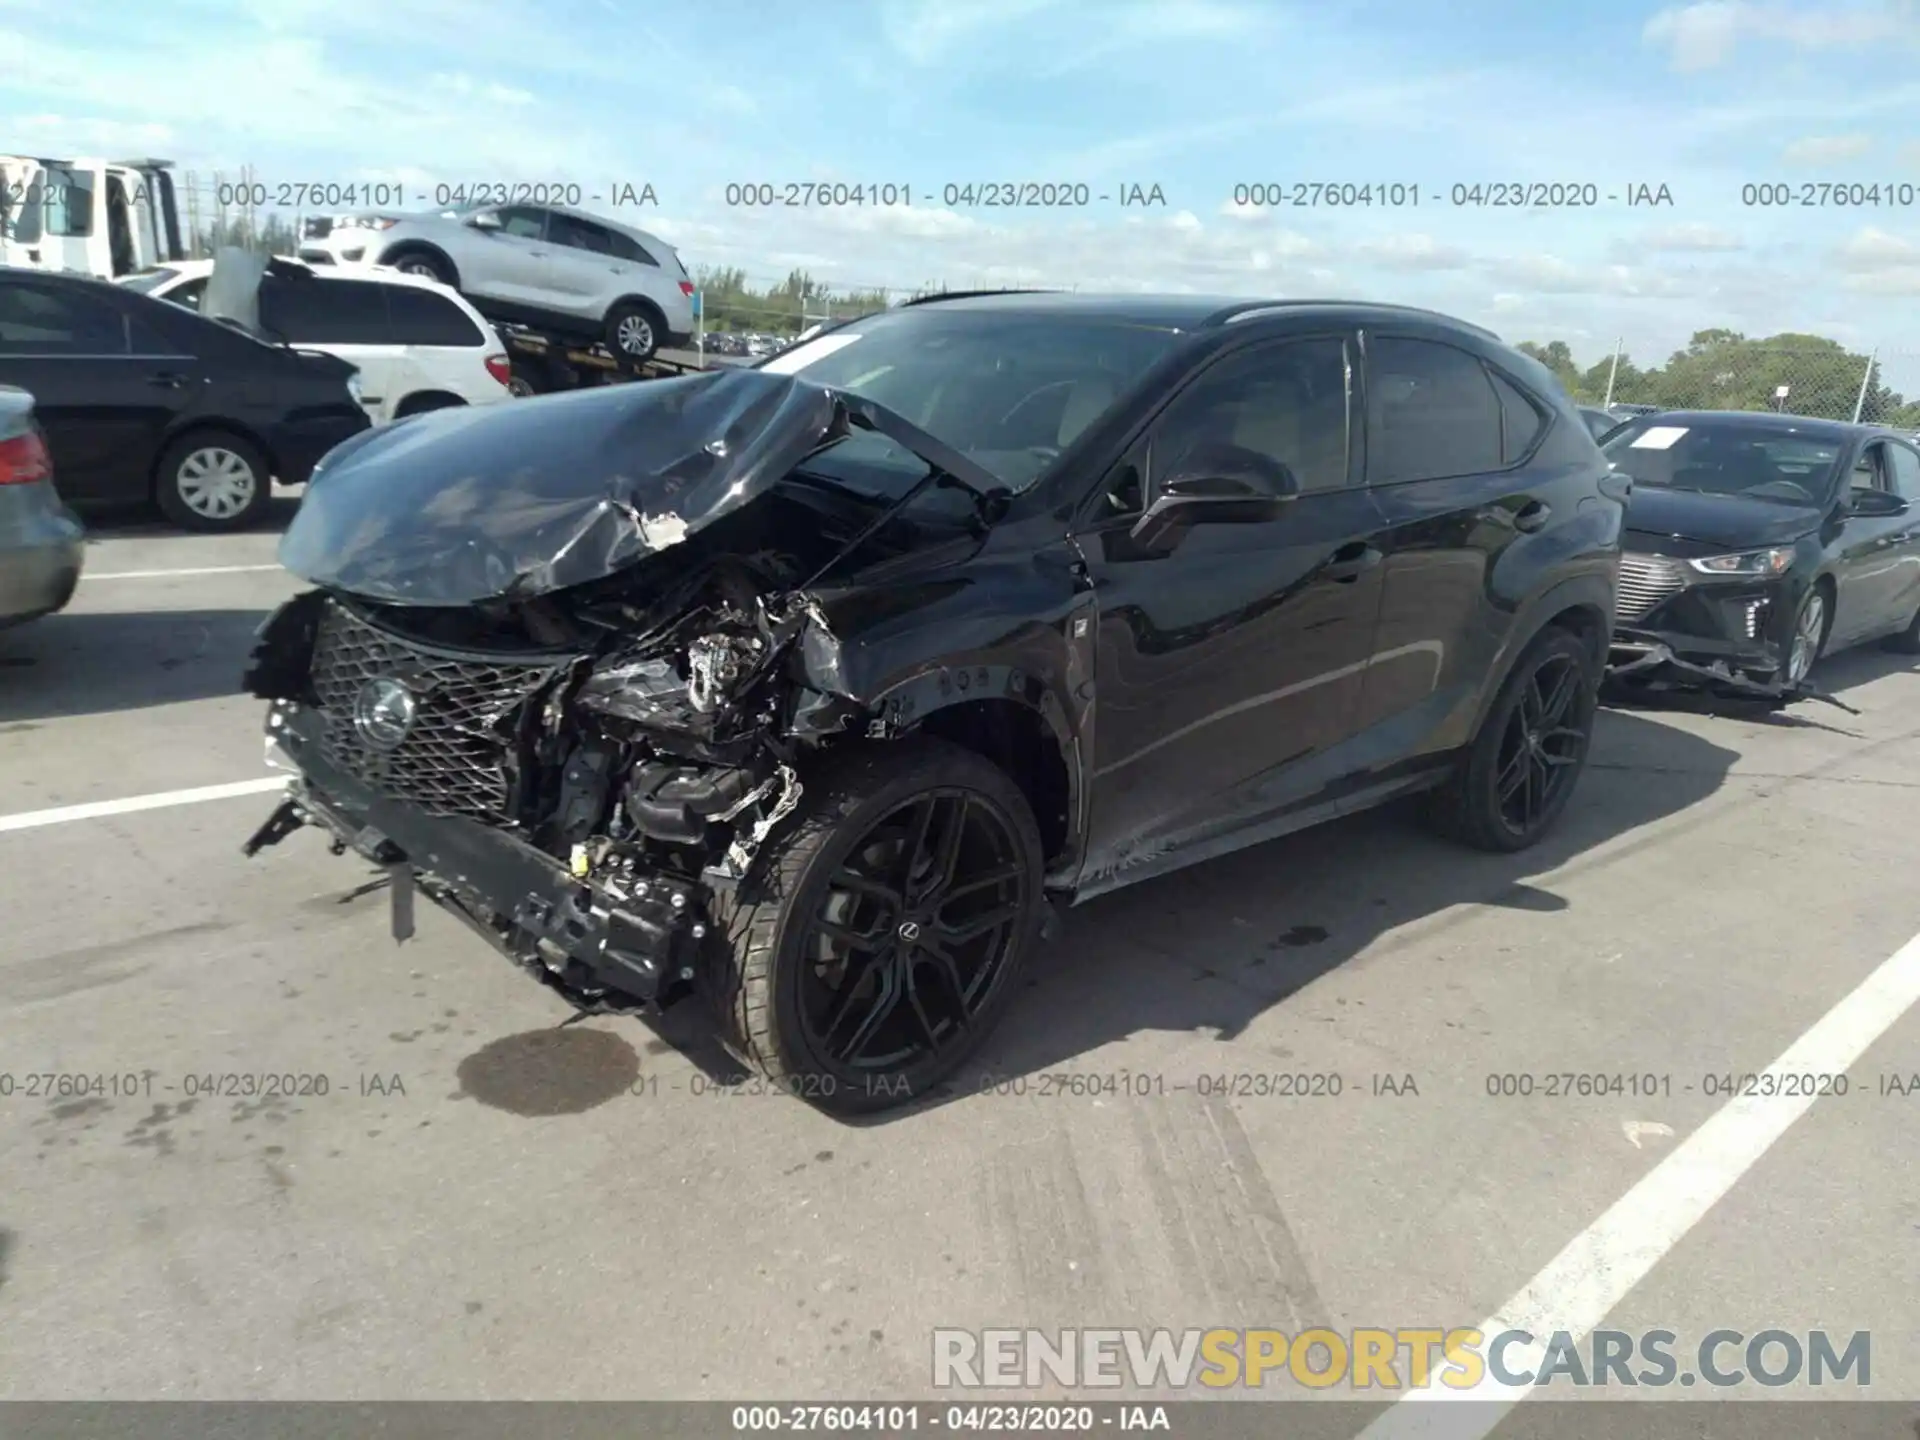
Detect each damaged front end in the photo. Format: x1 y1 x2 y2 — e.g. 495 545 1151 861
1605 640 1858 714
242 562 852 1012
239 368 972 1013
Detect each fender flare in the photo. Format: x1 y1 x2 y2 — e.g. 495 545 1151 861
863 662 1087 873
1466 571 1614 739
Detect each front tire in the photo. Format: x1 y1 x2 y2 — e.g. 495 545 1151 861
153 431 271 532
707 739 1046 1116
1424 627 1599 853
1784 585 1830 683
386 248 456 288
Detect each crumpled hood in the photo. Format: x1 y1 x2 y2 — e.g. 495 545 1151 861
278 368 853 605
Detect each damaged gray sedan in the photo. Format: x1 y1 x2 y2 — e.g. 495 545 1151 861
242 293 1622 1112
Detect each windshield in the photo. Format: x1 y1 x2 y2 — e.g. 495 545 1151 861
118 267 180 293
1602 418 1843 507
757 307 1181 492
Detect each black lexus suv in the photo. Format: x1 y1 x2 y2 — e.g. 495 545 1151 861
241 293 1627 1113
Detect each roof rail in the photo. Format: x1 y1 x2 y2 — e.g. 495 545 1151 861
1223 299 1500 342
895 288 1062 308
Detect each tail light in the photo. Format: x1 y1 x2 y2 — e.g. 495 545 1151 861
679 280 695 297
0 430 52 485
484 353 512 386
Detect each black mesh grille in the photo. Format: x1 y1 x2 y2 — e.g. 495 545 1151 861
308 602 566 821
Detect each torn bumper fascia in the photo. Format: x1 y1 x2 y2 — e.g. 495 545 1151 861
243 701 709 1009
1606 640 1859 714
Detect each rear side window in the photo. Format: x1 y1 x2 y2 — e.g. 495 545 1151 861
607 230 658 265
0 282 129 353
1490 370 1548 462
381 285 485 346
1366 336 1504 484
261 278 391 345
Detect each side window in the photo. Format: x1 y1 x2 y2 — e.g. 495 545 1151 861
1851 443 1887 493
606 230 658 265
548 215 612 254
1366 336 1504 484
0 282 129 354
1886 443 1920 500
1490 370 1548 462
42 169 95 237
493 206 547 240
1148 338 1351 497
261 279 391 345
380 284 485 347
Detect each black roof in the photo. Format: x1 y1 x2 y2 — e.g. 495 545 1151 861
1626 409 1897 441
897 289 1500 339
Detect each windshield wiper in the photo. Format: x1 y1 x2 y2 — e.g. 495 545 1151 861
791 399 1010 592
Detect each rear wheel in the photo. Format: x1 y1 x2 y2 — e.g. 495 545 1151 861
153 431 271 532
1425 627 1599 853
604 301 663 365
707 739 1046 1115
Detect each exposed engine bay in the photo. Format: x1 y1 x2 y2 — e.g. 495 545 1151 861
241 418 996 1014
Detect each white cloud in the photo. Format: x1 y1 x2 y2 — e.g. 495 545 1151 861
1833 226 1920 291
1358 234 1472 270
1644 0 1920 71
877 0 1068 64
1781 133 1873 164
1637 223 1747 252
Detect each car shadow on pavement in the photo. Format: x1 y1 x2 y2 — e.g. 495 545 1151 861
637 707 1746 1124
0 608 267 723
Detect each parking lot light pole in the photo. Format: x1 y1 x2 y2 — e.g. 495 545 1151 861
1851 348 1877 423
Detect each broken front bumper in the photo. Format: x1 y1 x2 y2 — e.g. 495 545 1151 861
242 701 709 1008
1605 639 1857 713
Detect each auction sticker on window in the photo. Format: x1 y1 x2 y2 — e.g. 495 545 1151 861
757 333 862 375
1630 425 1689 449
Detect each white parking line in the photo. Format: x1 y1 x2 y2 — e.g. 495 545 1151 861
0 777 287 834
1359 924 1920 1438
82 564 285 581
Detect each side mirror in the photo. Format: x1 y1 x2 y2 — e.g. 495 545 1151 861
1850 487 1910 518
1128 442 1300 549
468 211 503 231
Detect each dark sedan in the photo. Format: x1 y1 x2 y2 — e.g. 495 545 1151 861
0 385 84 627
0 269 370 532
1603 410 1920 694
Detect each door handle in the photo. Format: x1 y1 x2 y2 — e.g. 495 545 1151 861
1512 500 1551 533
1323 542 1382 582
147 372 188 389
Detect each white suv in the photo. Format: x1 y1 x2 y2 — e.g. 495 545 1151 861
122 259 513 424
297 203 695 364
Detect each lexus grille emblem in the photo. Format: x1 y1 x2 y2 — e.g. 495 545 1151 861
353 677 417 750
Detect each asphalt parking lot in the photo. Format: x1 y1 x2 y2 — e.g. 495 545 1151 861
2 503 1918 1419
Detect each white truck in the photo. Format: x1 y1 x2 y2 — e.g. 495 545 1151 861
0 156 187 278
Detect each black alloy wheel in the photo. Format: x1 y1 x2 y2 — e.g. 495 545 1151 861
707 739 1045 1115
797 788 1028 1077
1426 626 1598 853
1491 650 1589 836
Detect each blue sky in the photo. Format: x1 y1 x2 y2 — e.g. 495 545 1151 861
5 0 1919 384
